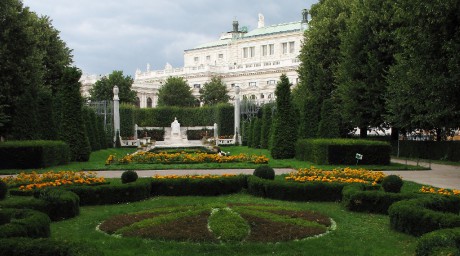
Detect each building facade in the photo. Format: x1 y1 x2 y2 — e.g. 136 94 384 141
132 11 309 108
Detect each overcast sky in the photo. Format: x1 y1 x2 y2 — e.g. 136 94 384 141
22 0 318 77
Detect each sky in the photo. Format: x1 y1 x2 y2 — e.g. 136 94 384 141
22 0 318 77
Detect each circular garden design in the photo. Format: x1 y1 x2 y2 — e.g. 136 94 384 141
99 204 334 243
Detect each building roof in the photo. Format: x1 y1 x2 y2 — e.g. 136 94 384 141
188 21 303 51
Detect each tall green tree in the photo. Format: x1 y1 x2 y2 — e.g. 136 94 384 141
157 77 196 107
336 0 397 138
90 71 136 103
295 0 353 139
270 75 297 159
58 67 91 161
386 0 460 140
199 76 230 105
317 98 340 138
260 103 274 149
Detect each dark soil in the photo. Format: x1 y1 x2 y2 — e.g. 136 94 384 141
267 209 331 227
99 213 160 234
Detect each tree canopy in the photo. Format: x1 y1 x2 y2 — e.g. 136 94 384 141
199 76 230 105
157 77 197 107
90 71 136 103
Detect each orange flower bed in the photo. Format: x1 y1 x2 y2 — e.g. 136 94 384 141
1 171 106 191
152 174 237 179
420 186 460 196
285 166 385 185
107 151 269 165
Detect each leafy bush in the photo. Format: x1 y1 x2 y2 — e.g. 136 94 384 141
137 128 165 141
0 180 7 200
295 138 391 165
382 175 403 193
389 196 460 236
34 189 80 221
121 170 138 184
0 237 104 256
150 175 247 196
186 128 213 140
392 140 460 162
247 176 344 202
65 180 151 205
342 184 419 214
0 208 51 238
253 165 275 180
415 227 460 256
0 140 70 169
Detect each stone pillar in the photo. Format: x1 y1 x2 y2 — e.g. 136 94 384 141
134 124 138 140
113 85 120 144
214 123 218 138
234 86 241 144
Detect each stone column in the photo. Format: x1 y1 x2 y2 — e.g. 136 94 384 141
234 86 241 144
113 86 120 144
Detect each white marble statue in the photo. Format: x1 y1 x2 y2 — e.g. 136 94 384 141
171 117 181 136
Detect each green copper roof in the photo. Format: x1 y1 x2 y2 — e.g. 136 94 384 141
189 39 231 51
243 21 302 38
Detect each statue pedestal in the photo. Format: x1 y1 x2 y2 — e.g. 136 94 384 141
154 118 203 148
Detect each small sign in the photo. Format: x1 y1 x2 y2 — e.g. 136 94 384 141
355 153 363 160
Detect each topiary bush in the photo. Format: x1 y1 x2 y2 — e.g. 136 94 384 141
382 175 403 193
253 165 275 180
0 180 7 200
121 170 138 184
415 227 460 256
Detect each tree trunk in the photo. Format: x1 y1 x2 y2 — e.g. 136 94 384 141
359 126 367 138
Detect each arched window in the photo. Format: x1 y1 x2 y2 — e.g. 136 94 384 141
250 95 256 100
135 97 140 108
147 97 152 108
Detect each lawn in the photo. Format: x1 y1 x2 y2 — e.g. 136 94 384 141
50 193 418 256
0 146 425 175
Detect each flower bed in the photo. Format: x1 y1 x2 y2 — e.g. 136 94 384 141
1 171 106 191
106 151 269 165
420 186 460 197
285 166 385 185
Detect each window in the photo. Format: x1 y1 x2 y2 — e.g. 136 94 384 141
260 94 265 99
269 44 274 55
243 47 248 58
218 53 224 59
289 41 295 53
262 45 267 56
282 42 288 54
249 82 257 87
250 95 256 100
193 84 201 89
194 57 199 62
146 97 152 108
206 55 211 61
267 80 276 85
249 46 255 57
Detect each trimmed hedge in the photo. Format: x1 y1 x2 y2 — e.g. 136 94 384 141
389 196 460 236
0 140 70 169
342 184 420 214
247 176 344 202
391 140 460 162
295 138 391 165
0 238 104 256
65 180 151 205
0 208 51 238
415 227 460 256
150 175 247 196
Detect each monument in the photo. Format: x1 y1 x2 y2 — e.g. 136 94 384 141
154 118 204 148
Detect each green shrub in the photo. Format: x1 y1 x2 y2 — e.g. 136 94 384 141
137 128 165 141
0 140 70 169
150 175 247 196
0 237 104 256
186 128 213 140
66 180 151 205
34 189 80 221
121 170 139 184
0 208 51 238
415 227 460 256
342 184 419 214
391 140 460 162
295 138 391 165
389 196 460 236
247 176 344 202
382 175 403 193
253 165 275 180
0 180 7 200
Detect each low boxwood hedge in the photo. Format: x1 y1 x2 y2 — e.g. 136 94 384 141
150 175 247 196
389 196 460 236
415 227 460 256
342 184 420 214
247 176 344 202
0 208 51 238
0 140 70 169
65 180 151 205
296 138 391 165
0 237 104 256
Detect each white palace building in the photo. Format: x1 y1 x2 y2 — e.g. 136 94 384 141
132 10 309 108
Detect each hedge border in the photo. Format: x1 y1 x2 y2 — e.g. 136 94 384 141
388 196 460 236
0 208 51 238
415 227 460 256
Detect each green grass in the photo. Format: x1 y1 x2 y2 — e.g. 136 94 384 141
0 146 425 175
50 193 418 256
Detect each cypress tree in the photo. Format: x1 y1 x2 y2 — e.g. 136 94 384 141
247 120 253 148
260 103 274 149
96 115 107 149
270 74 297 159
252 118 262 148
58 67 91 161
298 97 320 139
317 98 340 138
